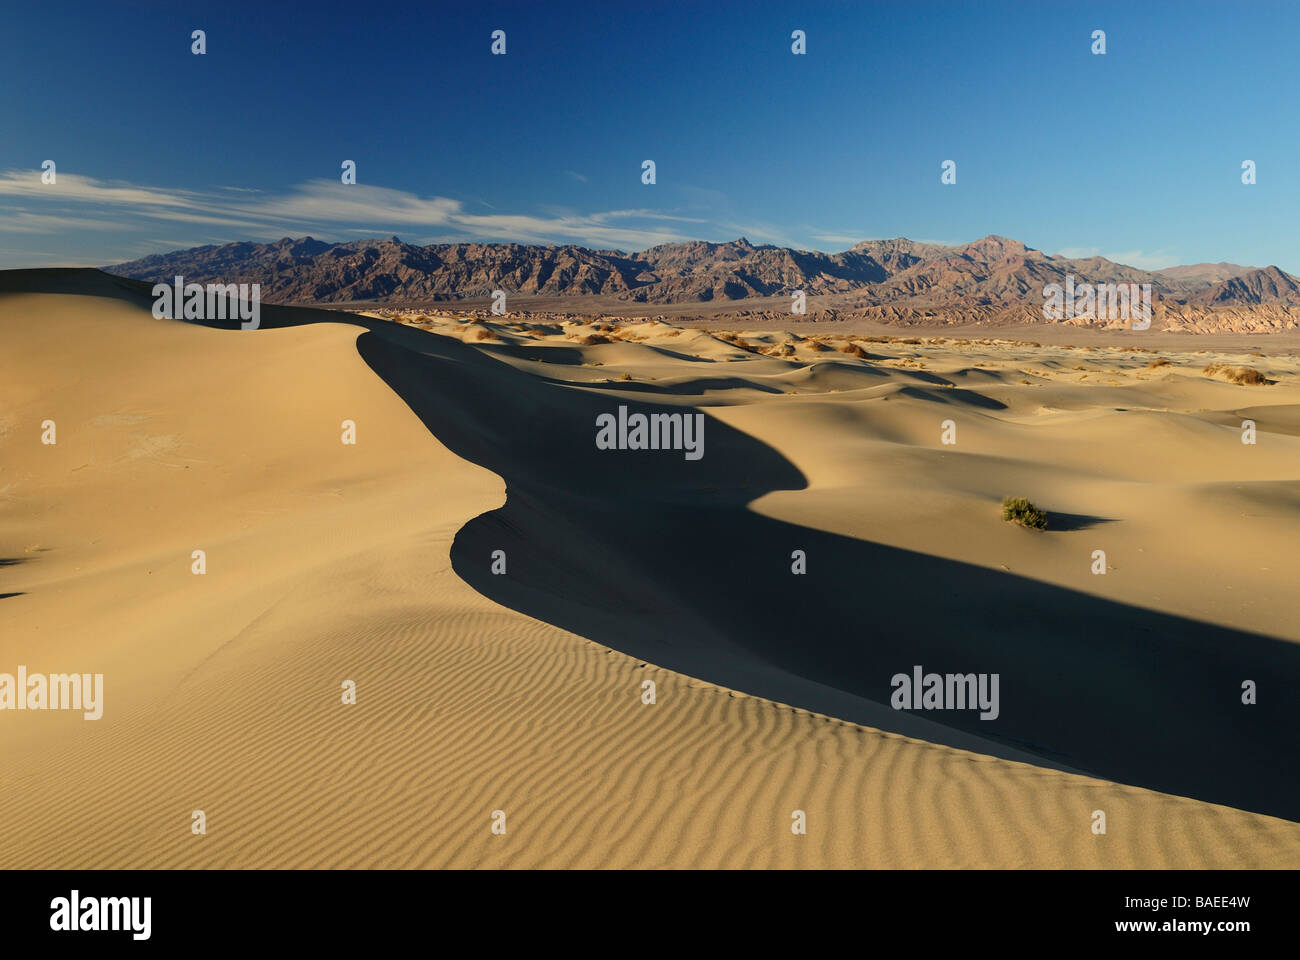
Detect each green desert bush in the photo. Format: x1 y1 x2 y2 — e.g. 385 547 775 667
1002 496 1048 529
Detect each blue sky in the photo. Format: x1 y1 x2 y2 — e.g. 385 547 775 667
1 0 1296 269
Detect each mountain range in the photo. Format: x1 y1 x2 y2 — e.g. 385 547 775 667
107 235 1300 329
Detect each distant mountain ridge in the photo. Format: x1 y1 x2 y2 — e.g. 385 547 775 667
108 235 1300 329
1154 262 1259 285
1199 265 1300 305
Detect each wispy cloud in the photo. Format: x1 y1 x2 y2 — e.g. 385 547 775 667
0 170 723 260
1054 245 1179 271
0 171 205 209
1099 249 1180 271
811 233 866 248
0 211 129 233
715 220 801 247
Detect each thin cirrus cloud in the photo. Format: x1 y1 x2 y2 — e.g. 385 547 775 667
810 233 868 247
0 170 719 261
1053 246 1178 271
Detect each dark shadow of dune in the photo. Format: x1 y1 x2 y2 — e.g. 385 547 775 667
603 342 715 364
483 340 722 366
836 361 892 377
898 384 1008 409
476 343 589 365
0 268 156 308
0 558 28 600
15 271 1299 823
573 376 790 397
1047 512 1119 532
892 369 956 388
346 319 1300 823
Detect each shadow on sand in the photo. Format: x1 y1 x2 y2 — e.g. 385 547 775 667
349 307 1299 823
12 271 1296 822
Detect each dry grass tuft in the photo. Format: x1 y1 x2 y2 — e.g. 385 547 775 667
715 332 760 354
1203 363 1270 386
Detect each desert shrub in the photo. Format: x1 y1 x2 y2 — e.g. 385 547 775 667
716 334 760 353
1203 363 1270 385
570 333 611 345
839 342 869 359
469 326 501 342
1147 357 1172 369
619 372 632 381
1002 496 1047 530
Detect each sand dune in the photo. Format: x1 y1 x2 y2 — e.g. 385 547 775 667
1 272 1298 867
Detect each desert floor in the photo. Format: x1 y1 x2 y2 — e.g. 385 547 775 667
1 270 1298 867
